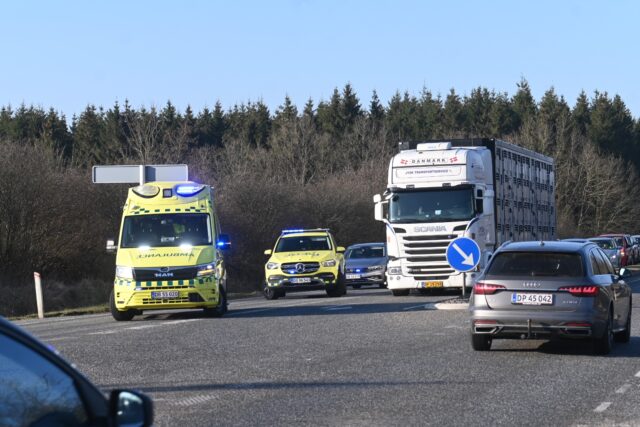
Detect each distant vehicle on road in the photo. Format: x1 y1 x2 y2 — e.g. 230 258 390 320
600 234 634 267
263 229 346 299
0 316 153 426
563 238 621 271
344 243 388 289
469 241 632 354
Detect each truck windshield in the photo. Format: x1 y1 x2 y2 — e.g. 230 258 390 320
275 236 332 252
121 214 211 248
389 188 474 223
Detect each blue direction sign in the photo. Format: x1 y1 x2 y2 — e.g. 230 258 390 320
446 237 480 272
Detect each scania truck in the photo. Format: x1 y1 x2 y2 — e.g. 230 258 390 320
373 139 555 296
93 165 230 320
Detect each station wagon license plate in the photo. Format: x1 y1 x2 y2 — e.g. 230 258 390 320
418 281 443 288
346 274 361 279
511 293 553 305
290 277 312 284
151 291 179 299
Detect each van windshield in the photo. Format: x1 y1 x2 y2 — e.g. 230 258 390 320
121 214 211 248
275 236 332 252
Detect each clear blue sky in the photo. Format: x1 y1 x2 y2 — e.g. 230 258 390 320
1 0 639 119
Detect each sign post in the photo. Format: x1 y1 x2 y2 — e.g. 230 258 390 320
445 237 481 298
34 272 44 319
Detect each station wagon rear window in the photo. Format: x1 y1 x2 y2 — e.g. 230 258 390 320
486 252 584 277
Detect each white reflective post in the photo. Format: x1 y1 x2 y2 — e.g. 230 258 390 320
34 272 44 319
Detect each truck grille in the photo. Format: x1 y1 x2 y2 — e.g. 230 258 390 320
281 262 320 274
401 234 459 279
134 266 199 281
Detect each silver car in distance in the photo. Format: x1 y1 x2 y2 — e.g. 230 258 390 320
469 241 632 354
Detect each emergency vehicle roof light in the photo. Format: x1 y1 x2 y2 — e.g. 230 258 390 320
132 184 160 198
175 183 205 197
281 228 330 234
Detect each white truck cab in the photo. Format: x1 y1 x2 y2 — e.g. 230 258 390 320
374 139 555 296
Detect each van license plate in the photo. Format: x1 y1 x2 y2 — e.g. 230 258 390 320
290 277 311 284
511 293 553 305
151 291 180 299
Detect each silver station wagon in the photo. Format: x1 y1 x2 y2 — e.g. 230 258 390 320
469 241 632 354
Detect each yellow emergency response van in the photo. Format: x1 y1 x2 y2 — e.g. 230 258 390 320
93 165 229 321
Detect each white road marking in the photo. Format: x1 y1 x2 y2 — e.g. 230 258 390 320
403 304 429 311
635 370 640 378
594 402 612 413
616 383 632 394
88 330 119 335
323 306 353 311
43 336 74 342
227 308 272 316
164 319 202 325
434 302 468 311
126 324 161 330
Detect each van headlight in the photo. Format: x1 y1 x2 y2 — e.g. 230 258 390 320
197 264 215 277
322 259 337 267
266 262 280 270
116 266 134 280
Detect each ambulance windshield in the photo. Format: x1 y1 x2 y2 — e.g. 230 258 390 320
121 214 211 248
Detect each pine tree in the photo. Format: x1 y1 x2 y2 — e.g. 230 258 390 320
512 78 537 130
442 89 465 136
368 90 385 132
572 91 590 136
341 83 362 130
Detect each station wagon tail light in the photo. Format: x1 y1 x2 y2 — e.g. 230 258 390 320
175 183 205 197
558 286 599 296
473 282 506 295
132 184 160 198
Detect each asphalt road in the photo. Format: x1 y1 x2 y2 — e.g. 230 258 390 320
17 275 640 427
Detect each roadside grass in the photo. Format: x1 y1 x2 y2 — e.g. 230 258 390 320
8 291 260 320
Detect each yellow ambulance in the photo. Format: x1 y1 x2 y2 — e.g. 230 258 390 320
94 166 229 321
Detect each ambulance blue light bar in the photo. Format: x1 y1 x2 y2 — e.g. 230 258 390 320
175 183 205 197
281 228 330 234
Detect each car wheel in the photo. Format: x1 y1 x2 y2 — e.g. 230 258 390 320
204 286 228 317
352 284 362 289
110 290 135 321
391 289 410 296
264 285 279 300
471 334 492 351
594 310 614 355
614 300 632 343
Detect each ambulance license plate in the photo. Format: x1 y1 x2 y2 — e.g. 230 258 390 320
151 291 180 299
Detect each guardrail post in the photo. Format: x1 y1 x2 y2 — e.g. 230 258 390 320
34 272 44 319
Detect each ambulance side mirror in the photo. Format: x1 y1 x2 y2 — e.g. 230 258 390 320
106 239 117 254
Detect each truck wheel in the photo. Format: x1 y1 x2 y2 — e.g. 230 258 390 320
204 286 228 317
264 285 280 300
110 290 135 321
471 334 492 351
391 289 410 297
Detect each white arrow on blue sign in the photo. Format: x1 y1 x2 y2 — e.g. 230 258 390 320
446 237 481 272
